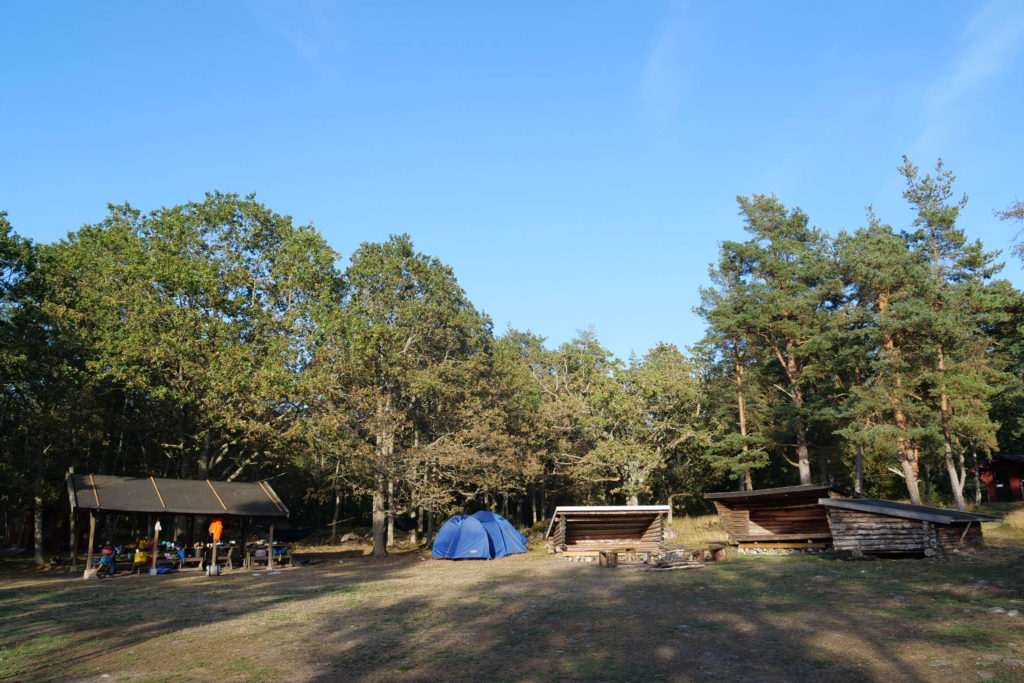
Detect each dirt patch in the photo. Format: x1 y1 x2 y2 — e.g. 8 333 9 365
2 539 1023 681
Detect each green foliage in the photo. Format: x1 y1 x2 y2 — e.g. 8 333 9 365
2 160 1022 555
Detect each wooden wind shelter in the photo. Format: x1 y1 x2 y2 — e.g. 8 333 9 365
705 484 849 548
67 474 289 578
546 505 670 556
706 483 1000 556
819 498 999 556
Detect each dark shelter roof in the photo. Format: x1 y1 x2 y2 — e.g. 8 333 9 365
989 453 1024 465
704 484 842 505
819 498 999 525
67 474 289 518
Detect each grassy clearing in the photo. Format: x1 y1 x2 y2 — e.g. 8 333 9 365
1003 507 1024 533
1 525 1022 682
665 512 728 543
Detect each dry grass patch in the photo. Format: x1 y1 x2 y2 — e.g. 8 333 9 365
1 527 1022 682
665 513 728 544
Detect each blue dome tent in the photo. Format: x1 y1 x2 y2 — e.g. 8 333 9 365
431 512 529 560
471 511 528 558
431 515 491 559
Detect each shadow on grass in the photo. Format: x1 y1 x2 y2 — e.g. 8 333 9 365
2 539 1023 682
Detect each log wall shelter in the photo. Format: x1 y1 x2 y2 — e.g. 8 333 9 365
705 484 850 548
820 498 999 556
545 505 669 555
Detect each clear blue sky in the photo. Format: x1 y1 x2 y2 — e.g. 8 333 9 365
3 2 1023 361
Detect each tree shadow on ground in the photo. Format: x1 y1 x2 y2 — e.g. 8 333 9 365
1 541 1022 681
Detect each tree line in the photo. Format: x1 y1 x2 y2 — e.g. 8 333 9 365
1 159 1022 562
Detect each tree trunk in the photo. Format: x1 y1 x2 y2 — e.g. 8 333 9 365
880 320 921 505
895 429 922 505
794 411 811 485
735 344 754 492
330 457 342 541
386 477 395 547
372 425 394 558
783 346 811 484
33 442 46 566
531 485 539 525
936 344 967 511
626 493 639 506
372 473 387 559
972 451 983 506
330 491 341 542
855 444 864 495
923 464 932 505
943 442 967 511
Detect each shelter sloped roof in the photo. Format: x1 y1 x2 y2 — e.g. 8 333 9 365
990 454 1024 465
704 484 843 505
819 498 999 525
68 474 288 517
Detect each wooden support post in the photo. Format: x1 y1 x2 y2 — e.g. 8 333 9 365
241 517 249 569
150 518 161 575
268 522 275 570
958 521 973 547
83 511 96 580
69 511 79 574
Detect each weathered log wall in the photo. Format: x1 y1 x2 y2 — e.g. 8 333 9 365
548 512 664 553
827 509 929 553
714 501 831 544
935 521 985 551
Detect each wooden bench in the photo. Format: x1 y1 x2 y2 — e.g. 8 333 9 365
596 548 650 567
179 556 204 571
249 552 290 569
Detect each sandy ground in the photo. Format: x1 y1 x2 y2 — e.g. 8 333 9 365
1 541 1023 682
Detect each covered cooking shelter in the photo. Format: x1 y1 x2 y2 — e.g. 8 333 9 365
67 474 289 577
820 498 1000 556
545 505 670 556
705 484 850 549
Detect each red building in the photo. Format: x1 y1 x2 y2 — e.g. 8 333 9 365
979 454 1024 502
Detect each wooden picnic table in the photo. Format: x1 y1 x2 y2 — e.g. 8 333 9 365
244 546 291 569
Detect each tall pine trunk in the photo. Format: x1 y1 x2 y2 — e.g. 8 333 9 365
778 343 811 484
855 445 864 495
734 347 754 491
879 300 921 505
936 344 967 511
